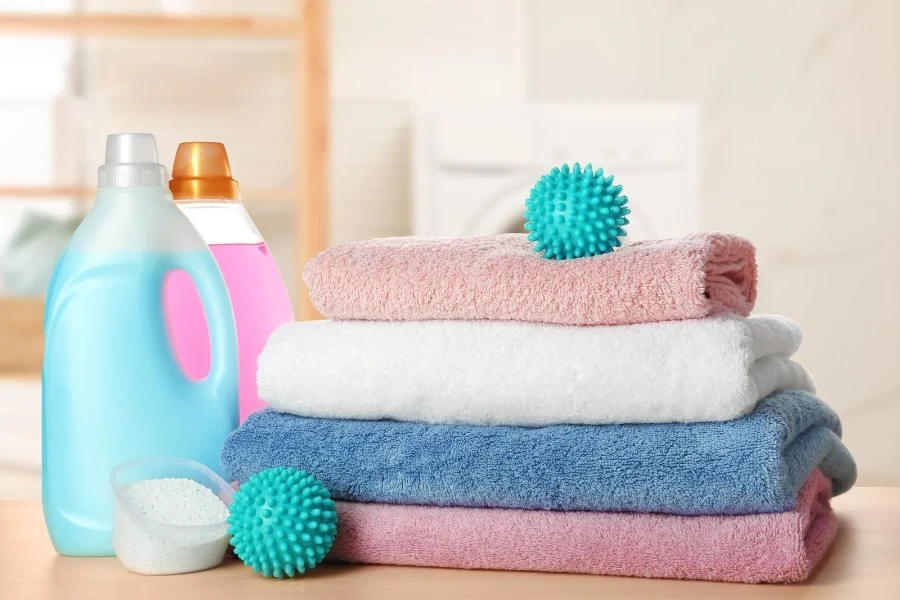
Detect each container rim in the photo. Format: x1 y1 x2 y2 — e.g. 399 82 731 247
110 456 234 536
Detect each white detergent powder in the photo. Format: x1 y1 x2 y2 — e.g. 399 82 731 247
113 477 232 575
124 478 230 526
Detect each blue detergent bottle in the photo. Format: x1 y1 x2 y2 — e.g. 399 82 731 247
42 134 238 556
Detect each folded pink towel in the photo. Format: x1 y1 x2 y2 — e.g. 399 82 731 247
328 471 836 584
305 232 758 326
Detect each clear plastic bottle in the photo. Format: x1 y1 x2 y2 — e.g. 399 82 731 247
42 134 238 556
165 142 294 422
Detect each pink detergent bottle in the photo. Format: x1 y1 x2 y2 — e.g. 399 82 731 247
165 142 293 422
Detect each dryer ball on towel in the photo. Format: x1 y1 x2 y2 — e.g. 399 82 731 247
524 163 629 259
227 467 337 578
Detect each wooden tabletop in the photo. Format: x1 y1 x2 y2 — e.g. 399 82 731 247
2 489 898 600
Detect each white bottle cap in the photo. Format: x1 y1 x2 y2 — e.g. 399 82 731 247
98 133 168 188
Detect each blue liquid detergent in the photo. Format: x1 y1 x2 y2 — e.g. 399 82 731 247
42 134 238 556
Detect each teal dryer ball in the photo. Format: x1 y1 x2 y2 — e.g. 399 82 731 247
524 163 630 259
227 467 338 578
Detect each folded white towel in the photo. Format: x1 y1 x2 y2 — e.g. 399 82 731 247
257 315 816 426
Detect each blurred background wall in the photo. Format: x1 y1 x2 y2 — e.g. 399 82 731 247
526 0 900 487
0 0 897 497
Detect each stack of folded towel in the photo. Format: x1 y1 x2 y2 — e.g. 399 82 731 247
221 232 857 584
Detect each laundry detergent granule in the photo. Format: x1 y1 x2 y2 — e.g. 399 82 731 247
112 477 232 575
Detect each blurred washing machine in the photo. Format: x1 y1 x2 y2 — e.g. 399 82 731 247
412 105 701 241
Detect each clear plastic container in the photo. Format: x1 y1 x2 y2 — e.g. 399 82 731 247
110 457 234 575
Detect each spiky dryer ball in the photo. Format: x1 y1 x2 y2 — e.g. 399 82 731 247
524 163 630 259
228 467 338 578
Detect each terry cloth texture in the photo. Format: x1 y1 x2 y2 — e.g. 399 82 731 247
327 470 838 584
221 390 856 515
258 314 814 425
303 232 757 326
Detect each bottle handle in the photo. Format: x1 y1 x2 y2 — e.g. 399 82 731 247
168 253 238 397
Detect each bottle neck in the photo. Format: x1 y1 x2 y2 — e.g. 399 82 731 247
95 185 172 204
98 164 168 188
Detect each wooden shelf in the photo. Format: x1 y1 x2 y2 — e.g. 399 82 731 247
0 0 328 340
296 0 328 320
0 13 296 39
0 298 43 376
0 185 295 202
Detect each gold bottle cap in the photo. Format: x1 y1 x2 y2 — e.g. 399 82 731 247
169 142 241 201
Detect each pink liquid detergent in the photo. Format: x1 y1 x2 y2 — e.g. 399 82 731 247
164 141 293 422
166 242 292 422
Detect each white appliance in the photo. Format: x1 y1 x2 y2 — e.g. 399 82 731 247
413 105 700 240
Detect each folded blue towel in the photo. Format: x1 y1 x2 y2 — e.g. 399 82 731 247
221 390 856 515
